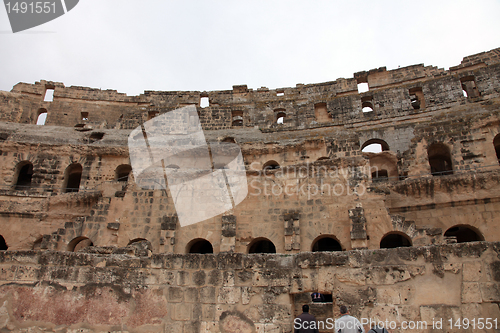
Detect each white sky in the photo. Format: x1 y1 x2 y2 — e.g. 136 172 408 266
0 0 499 96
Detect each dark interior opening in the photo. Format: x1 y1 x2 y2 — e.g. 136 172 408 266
249 239 276 254
15 162 33 190
428 143 453 176
312 237 342 252
0 235 7 250
116 164 132 182
189 239 213 254
64 164 82 193
444 226 483 243
372 169 388 182
380 233 412 249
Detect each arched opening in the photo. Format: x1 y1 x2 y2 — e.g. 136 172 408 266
263 160 280 171
275 109 286 124
0 235 7 250
232 110 243 127
428 143 453 176
312 236 342 252
362 101 374 113
493 134 500 164
67 236 93 252
221 137 236 143
316 156 330 161
63 163 83 193
115 164 132 182
361 139 390 153
248 238 276 254
36 108 47 125
380 232 412 249
187 238 213 254
444 225 484 243
14 161 33 190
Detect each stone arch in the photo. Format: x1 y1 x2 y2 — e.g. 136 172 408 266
63 163 83 193
380 231 412 249
368 152 398 182
231 110 243 127
0 235 7 250
444 224 484 243
186 238 213 254
493 134 500 164
311 235 343 252
361 139 390 152
275 109 286 124
67 236 93 252
248 238 276 254
13 160 33 190
263 160 280 171
427 142 453 176
115 164 132 182
36 108 47 125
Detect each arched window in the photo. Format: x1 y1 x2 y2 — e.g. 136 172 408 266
36 108 47 125
14 161 33 190
380 232 412 249
248 238 276 254
115 164 132 182
493 134 500 164
312 236 342 252
361 97 374 113
263 160 280 171
361 139 390 153
428 143 453 176
444 225 484 243
187 238 213 254
67 236 93 252
232 111 243 127
275 109 286 124
0 235 7 250
63 163 83 193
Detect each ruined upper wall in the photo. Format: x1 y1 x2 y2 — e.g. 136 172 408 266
2 48 499 131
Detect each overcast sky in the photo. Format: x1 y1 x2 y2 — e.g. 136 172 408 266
1 0 499 96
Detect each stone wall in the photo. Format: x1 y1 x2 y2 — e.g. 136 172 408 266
0 242 499 333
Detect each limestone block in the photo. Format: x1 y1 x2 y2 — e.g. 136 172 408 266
168 287 184 303
317 267 336 291
479 282 500 302
461 282 482 303
376 286 401 304
217 287 241 304
336 268 367 286
463 261 483 281
171 303 192 321
200 286 216 304
200 321 218 333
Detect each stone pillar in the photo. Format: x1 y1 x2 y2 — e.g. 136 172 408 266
283 211 300 252
220 215 236 252
160 215 177 253
348 206 367 249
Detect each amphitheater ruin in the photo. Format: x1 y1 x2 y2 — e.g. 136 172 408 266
0 48 499 332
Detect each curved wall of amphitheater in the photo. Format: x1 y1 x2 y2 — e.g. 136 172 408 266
0 48 499 332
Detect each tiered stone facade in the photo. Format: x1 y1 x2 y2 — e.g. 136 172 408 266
0 48 499 332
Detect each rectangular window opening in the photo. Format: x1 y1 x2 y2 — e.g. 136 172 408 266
276 91 285 97
44 88 54 102
409 87 425 110
200 97 210 108
460 76 480 98
357 82 369 93
81 112 89 121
